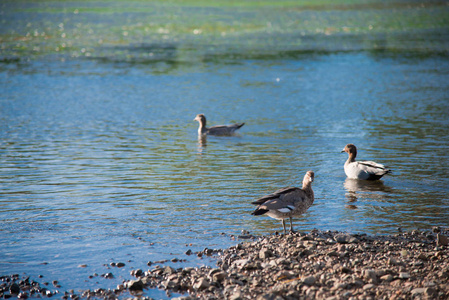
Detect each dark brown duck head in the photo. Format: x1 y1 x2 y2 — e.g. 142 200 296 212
194 114 207 128
341 144 357 162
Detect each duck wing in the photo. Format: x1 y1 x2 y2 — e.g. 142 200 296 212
251 187 299 205
207 123 245 135
251 187 310 216
358 161 391 174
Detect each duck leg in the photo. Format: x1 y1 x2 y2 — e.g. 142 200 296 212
289 217 295 234
281 219 287 235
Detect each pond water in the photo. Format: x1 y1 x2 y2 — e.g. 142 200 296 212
1 0 449 298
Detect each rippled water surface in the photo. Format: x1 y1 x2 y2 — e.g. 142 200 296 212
1 0 449 298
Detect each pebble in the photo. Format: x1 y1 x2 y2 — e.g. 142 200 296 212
302 275 316 286
125 279 144 291
437 233 449 246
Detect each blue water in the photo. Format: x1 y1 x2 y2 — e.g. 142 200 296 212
1 41 449 300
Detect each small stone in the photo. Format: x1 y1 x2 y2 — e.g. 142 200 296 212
125 279 144 291
302 275 316 286
381 274 394 282
417 253 428 260
399 272 410 279
411 288 427 295
333 281 348 289
193 278 210 290
342 291 353 298
390 279 403 287
162 266 175 275
78 264 87 268
337 244 346 252
363 269 378 284
363 283 375 290
388 257 404 266
411 287 436 297
259 248 273 259
9 283 20 294
116 262 125 268
437 234 449 246
131 269 143 277
424 287 436 297
334 234 359 244
185 249 192 255
229 291 243 300
212 271 226 282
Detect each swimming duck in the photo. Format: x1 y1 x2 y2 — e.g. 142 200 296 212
341 144 391 180
193 114 245 136
251 171 315 234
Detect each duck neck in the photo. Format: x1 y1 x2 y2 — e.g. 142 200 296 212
198 120 207 134
347 151 356 163
302 183 314 202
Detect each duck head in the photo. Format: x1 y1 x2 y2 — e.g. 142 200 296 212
303 171 314 186
194 114 206 126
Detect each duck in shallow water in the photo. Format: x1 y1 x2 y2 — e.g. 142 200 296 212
251 171 315 235
341 144 391 180
194 114 245 136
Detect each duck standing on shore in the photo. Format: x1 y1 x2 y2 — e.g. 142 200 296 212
341 144 391 180
194 114 245 136
251 171 315 235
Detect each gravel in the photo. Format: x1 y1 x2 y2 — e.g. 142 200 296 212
1 229 448 299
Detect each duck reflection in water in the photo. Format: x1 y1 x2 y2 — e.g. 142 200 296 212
343 178 393 209
197 134 207 154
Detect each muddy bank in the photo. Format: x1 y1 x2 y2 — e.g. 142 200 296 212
2 229 448 299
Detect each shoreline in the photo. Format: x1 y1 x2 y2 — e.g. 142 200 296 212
2 229 448 299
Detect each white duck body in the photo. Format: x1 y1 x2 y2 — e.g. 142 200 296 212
251 171 314 234
342 144 391 180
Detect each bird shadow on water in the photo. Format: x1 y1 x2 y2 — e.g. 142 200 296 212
343 178 394 209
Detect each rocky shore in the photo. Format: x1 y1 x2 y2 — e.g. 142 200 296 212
2 229 448 300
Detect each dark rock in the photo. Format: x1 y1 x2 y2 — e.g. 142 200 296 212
125 279 144 291
9 283 20 294
334 234 359 244
130 269 143 277
302 275 316 286
437 234 449 246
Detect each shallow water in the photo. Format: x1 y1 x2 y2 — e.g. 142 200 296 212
1 0 449 298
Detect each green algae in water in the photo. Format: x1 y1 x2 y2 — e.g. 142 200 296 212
1 0 448 62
